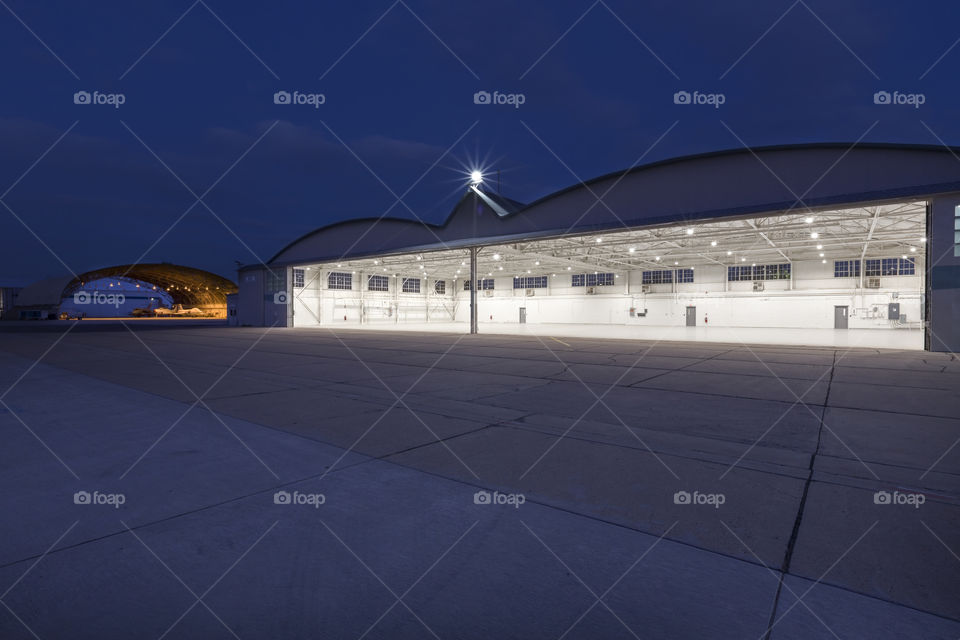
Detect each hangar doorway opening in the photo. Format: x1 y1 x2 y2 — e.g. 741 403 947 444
289 248 473 332
289 200 927 349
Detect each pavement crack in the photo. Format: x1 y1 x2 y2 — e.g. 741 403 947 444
763 348 837 639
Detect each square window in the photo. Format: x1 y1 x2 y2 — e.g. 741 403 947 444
327 272 352 290
368 275 389 292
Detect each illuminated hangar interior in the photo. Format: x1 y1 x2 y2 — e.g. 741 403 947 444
237 144 960 351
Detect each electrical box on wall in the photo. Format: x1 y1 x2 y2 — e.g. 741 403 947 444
888 303 901 320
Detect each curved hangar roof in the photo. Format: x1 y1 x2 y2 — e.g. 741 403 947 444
19 264 237 308
268 143 960 266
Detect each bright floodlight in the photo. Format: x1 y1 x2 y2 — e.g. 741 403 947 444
470 170 483 185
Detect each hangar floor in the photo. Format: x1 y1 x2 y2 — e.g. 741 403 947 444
0 324 956 638
316 321 925 350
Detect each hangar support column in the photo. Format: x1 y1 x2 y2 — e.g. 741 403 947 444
470 246 478 334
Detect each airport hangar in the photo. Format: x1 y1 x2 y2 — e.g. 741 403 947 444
237 144 960 352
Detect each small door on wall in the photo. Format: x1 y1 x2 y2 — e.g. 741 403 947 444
834 305 848 329
685 306 696 327
519 307 526 324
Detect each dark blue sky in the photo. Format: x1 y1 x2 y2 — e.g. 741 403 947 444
2 0 958 282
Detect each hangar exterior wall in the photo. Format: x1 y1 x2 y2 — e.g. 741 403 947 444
929 194 960 351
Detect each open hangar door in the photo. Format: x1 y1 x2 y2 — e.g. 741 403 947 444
467 200 927 349
288 248 474 332
286 200 926 349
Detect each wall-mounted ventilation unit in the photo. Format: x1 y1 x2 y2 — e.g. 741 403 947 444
641 285 651 293
586 287 597 295
752 281 764 291
866 277 881 289
525 289 535 297
483 290 494 297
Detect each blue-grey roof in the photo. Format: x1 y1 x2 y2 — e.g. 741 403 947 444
264 143 960 267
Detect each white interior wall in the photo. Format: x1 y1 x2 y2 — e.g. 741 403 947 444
292 272 461 327
293 258 923 332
